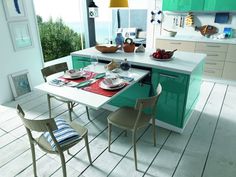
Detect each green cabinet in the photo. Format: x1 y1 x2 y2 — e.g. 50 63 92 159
109 82 151 108
72 56 91 69
152 69 189 128
152 60 204 128
204 0 236 11
162 0 205 11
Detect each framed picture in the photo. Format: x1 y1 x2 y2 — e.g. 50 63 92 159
8 70 32 100
8 21 33 51
2 0 27 21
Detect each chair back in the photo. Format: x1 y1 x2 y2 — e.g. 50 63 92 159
41 62 68 82
135 83 162 110
16 104 57 132
134 83 162 128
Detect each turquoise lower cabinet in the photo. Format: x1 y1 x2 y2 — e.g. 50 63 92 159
108 82 151 108
152 62 203 129
204 0 236 11
152 69 188 128
162 0 204 11
72 56 91 69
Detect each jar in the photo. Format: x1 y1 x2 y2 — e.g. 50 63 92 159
115 33 124 49
120 59 131 71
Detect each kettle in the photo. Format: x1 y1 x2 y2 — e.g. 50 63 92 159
123 38 135 53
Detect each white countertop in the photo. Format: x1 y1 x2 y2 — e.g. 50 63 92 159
157 35 236 44
71 47 206 75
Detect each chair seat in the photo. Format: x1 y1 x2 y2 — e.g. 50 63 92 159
36 120 88 153
107 107 150 130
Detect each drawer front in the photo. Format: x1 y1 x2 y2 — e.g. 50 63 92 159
156 39 195 52
222 62 236 80
204 60 224 69
195 42 228 52
226 44 236 62
204 68 223 77
195 50 226 61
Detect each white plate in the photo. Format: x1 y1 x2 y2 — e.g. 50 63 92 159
99 81 125 90
63 70 86 79
102 78 124 88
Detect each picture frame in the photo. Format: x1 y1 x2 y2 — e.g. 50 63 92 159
2 0 27 21
8 70 32 100
8 21 33 51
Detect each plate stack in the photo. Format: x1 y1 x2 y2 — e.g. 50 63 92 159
99 78 125 90
63 70 86 79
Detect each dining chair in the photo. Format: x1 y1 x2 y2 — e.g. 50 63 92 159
107 83 162 170
16 104 92 177
41 62 90 121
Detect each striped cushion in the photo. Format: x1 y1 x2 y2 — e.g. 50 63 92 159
43 117 81 150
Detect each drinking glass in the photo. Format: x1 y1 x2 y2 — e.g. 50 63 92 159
90 55 98 72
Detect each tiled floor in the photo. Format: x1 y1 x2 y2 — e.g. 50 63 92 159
0 81 236 177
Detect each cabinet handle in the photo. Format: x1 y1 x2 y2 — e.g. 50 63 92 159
206 62 217 65
206 45 220 48
205 70 215 73
170 42 181 45
159 73 178 79
207 54 219 57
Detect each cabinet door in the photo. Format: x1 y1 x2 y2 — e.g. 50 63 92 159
72 56 91 69
204 0 236 11
152 69 189 128
109 82 151 108
162 0 204 11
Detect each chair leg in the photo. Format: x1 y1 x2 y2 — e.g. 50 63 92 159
86 106 91 120
108 123 112 152
152 118 157 146
67 102 73 122
30 142 37 177
132 131 138 170
59 151 67 177
47 94 52 118
84 134 92 164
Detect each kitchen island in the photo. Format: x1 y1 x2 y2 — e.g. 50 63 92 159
71 48 206 133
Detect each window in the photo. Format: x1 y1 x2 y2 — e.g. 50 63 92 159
33 0 85 62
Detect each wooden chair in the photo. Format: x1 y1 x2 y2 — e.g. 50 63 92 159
41 62 90 121
107 83 162 170
16 104 92 177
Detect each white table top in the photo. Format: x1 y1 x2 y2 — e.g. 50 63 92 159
35 64 149 110
71 47 206 75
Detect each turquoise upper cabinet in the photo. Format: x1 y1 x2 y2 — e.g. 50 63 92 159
204 0 236 11
162 0 205 11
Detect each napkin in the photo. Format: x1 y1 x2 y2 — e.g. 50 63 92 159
76 80 92 88
48 79 67 87
93 72 106 79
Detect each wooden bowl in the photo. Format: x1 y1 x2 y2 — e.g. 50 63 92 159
95 45 118 53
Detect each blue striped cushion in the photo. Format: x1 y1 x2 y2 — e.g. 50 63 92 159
43 117 81 150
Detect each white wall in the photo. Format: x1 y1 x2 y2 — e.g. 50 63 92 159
161 12 236 38
0 0 44 104
146 0 236 48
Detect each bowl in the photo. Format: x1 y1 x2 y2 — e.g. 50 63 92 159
163 29 177 37
151 49 177 60
95 45 118 53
